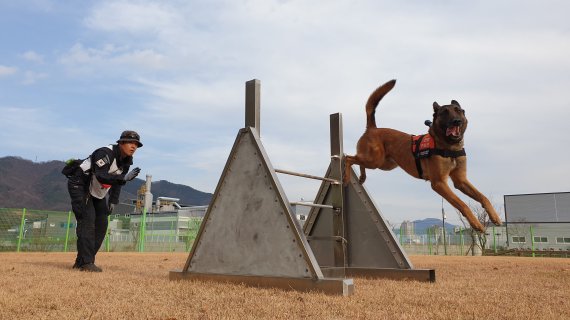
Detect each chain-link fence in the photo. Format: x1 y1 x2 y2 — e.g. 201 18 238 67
3 208 569 257
0 208 202 253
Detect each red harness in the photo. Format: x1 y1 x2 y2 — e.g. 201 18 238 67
411 133 466 179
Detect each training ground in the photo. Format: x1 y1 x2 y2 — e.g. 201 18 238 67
0 253 568 319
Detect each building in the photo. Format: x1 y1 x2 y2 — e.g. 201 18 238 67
504 192 570 250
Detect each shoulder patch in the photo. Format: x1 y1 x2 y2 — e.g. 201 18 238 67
96 158 107 167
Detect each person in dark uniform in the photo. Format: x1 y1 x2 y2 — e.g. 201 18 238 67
68 130 142 272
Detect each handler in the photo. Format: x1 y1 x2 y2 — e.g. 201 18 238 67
68 130 142 272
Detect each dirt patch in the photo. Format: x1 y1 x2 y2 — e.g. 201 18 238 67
0 253 568 319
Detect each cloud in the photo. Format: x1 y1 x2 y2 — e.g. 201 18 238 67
21 51 44 63
0 65 18 76
22 71 48 85
58 43 167 76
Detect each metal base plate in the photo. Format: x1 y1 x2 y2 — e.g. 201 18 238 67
321 267 436 282
170 270 354 296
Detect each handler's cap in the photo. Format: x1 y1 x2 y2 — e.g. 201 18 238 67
117 130 143 147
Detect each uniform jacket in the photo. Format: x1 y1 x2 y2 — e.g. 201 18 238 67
88 144 133 204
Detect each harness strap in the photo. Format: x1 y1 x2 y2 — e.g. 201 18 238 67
411 134 466 180
412 135 426 179
432 148 466 158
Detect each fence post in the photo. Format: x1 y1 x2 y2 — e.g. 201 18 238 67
105 215 111 252
138 207 147 252
460 227 464 256
169 219 175 252
16 208 27 252
64 211 72 252
428 228 432 255
492 226 497 254
530 225 535 258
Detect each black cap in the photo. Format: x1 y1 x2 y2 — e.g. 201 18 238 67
117 130 143 147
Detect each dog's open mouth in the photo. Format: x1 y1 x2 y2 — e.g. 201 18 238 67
446 126 462 140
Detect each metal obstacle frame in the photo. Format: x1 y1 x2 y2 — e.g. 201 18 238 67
170 79 434 296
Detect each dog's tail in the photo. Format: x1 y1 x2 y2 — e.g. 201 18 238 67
366 79 396 129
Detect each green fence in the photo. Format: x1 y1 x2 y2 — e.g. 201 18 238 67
3 208 569 257
0 208 202 253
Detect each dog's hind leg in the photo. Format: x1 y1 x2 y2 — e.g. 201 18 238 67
431 180 485 232
343 155 356 185
343 154 368 185
358 165 367 184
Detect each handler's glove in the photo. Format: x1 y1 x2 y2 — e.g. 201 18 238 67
124 167 140 181
108 203 115 214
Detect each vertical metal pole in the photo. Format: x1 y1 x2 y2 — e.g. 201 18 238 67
245 79 261 135
186 219 192 252
139 208 147 252
492 225 497 254
428 228 432 255
460 227 464 256
64 211 72 252
530 225 535 258
105 215 111 252
442 198 447 255
169 219 175 252
330 113 346 268
17 208 26 252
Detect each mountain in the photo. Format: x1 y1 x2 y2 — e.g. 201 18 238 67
411 218 458 234
0 156 212 211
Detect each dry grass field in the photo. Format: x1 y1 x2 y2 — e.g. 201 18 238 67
0 253 568 320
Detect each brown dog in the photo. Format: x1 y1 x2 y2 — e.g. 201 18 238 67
344 80 501 232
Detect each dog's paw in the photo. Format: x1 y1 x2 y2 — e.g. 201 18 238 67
358 175 366 184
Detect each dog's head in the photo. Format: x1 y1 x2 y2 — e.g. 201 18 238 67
431 100 468 145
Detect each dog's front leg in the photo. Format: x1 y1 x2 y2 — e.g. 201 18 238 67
450 172 502 226
430 179 485 232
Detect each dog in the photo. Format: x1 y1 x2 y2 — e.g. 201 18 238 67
344 80 501 232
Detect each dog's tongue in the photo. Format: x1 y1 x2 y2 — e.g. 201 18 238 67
446 126 460 137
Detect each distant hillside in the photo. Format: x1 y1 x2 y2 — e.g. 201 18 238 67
0 156 212 211
412 218 457 234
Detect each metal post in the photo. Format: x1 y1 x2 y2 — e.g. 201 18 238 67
428 228 431 256
329 113 346 268
530 225 535 258
245 79 260 135
17 208 26 252
169 219 175 252
441 198 447 255
139 207 147 252
105 215 111 252
64 210 72 252
460 227 464 256
492 225 497 254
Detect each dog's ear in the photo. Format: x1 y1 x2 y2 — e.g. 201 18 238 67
451 100 461 107
433 102 440 112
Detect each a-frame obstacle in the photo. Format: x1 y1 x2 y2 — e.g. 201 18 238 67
170 79 434 296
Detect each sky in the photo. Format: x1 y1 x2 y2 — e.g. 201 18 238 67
1 0 569 227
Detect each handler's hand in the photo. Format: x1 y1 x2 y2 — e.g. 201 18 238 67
124 167 140 181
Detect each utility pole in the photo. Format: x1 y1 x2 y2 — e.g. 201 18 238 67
442 197 447 255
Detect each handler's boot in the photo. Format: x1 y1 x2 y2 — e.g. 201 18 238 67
72 257 82 269
79 263 102 272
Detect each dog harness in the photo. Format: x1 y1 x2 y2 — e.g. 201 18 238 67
411 134 466 179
